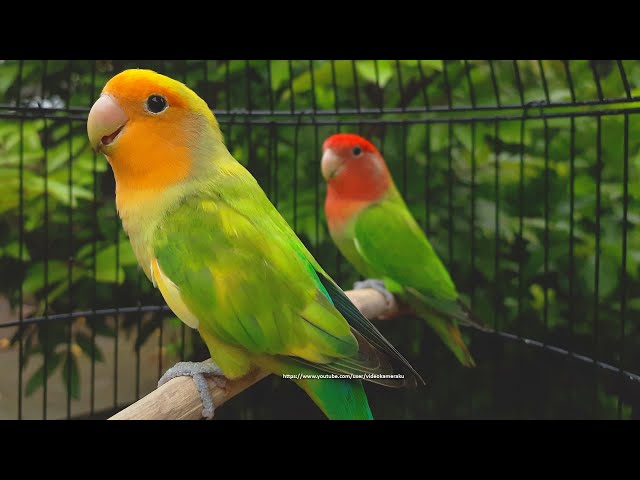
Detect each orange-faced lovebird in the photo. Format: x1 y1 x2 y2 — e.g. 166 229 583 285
322 133 485 367
87 70 423 420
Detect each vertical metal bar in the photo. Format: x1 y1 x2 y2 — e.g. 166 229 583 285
424 123 432 235
568 116 576 353
590 61 605 101
617 60 631 99
442 60 453 108
416 60 430 110
441 61 455 263
267 60 275 113
266 62 275 200
464 61 477 396
568 114 576 415
594 115 603 414
493 119 501 418
515 116 526 417
225 60 232 112
113 151 120 411
156 311 163 383
518 117 525 338
16 59 24 420
543 116 550 417
537 60 550 103
401 122 407 196
494 121 500 330
512 60 525 105
90 61 97 416
488 60 502 106
310 62 319 253
16 60 25 420
313 121 320 255
563 60 577 103
468 120 477 419
41 59 49 420
246 116 254 180
395 60 406 111
245 60 253 112
135 271 142 400
203 60 209 106
66 59 74 419
470 122 476 307
273 120 279 209
374 60 383 112
543 117 550 340
330 60 339 113
334 116 342 283
618 113 629 418
464 60 476 107
288 60 295 114
565 65 578 412
447 123 454 264
351 60 361 112
265 121 273 200
293 116 300 233
309 60 318 113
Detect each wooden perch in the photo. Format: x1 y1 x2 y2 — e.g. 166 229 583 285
109 288 399 420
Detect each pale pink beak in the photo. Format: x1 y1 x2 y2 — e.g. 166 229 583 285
87 94 128 153
321 148 343 181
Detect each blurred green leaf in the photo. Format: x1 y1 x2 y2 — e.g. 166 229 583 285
61 352 80 400
25 352 62 396
75 331 104 362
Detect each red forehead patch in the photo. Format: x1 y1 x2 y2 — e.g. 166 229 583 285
323 133 379 154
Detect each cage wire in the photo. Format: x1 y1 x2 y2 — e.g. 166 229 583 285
0 60 639 419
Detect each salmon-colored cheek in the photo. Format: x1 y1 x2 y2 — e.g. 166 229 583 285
325 155 392 232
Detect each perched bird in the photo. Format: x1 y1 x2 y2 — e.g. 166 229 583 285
87 70 423 420
322 133 485 367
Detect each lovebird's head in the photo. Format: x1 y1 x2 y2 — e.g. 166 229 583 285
87 69 223 191
322 133 392 200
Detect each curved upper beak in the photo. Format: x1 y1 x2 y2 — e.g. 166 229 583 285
321 148 343 181
87 94 128 153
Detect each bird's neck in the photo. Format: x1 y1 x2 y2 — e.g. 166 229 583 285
325 183 384 233
115 181 190 280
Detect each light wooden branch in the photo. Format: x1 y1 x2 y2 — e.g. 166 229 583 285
109 288 399 420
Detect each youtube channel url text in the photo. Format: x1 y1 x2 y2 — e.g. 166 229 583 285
282 373 405 380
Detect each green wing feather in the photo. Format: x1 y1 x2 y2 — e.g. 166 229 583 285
349 187 480 366
353 188 470 322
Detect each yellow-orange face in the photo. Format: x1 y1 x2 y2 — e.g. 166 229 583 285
87 69 219 194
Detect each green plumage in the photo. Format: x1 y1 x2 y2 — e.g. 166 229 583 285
150 162 421 419
331 184 478 367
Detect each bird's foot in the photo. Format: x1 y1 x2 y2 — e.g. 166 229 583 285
158 360 227 419
353 278 395 308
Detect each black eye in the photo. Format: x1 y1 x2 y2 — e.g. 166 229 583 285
145 94 168 114
352 146 362 156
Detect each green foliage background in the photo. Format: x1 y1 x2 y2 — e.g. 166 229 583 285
0 60 638 418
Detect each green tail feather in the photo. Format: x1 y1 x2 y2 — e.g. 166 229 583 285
408 296 476 367
423 314 476 367
295 376 374 420
269 359 374 419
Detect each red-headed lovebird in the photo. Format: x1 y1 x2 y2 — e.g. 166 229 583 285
322 133 484 367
